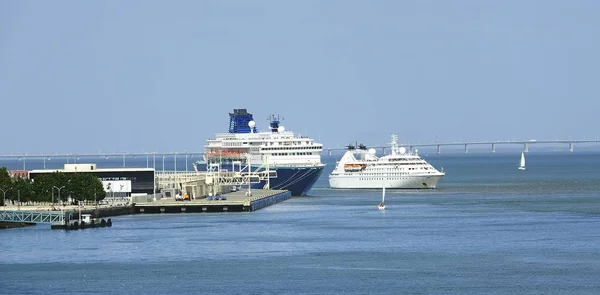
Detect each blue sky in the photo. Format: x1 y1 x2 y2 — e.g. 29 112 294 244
1 0 599 154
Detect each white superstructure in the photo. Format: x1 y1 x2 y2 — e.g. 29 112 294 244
329 135 445 189
203 122 324 168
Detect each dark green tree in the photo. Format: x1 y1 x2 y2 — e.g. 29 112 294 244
31 172 71 204
11 177 34 203
0 167 13 205
31 174 55 203
0 167 11 189
4 170 109 205
63 173 105 203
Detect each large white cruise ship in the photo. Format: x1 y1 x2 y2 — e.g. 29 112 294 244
198 109 325 196
329 135 445 189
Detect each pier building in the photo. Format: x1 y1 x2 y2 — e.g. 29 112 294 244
28 164 155 199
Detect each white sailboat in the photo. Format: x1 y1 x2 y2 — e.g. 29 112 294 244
378 176 386 210
518 152 526 170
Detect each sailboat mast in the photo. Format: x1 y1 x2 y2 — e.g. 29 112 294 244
382 172 386 203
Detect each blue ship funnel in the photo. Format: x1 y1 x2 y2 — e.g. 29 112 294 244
229 109 258 133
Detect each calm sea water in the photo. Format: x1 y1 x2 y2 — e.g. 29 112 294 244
1 152 600 294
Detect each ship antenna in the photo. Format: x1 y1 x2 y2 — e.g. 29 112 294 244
391 134 399 156
267 114 285 133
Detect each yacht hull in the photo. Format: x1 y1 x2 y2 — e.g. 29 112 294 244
329 174 444 189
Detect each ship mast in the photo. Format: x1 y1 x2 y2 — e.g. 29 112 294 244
390 134 399 156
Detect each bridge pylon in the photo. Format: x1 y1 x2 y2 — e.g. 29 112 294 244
524 143 529 153
569 142 574 152
492 143 496 153
464 144 468 153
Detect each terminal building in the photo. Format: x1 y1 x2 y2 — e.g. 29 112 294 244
28 164 155 199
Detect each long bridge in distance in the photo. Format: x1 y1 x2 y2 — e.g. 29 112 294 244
0 139 599 166
325 139 600 155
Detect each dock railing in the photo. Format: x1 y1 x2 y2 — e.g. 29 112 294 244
0 210 66 224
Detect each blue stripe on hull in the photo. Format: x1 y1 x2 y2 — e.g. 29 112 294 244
252 166 324 196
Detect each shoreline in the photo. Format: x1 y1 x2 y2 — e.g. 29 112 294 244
0 203 130 214
0 222 35 229
1 190 291 230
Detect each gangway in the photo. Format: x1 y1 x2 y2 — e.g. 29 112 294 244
205 170 277 186
155 171 204 189
0 210 66 224
205 153 277 190
155 153 278 197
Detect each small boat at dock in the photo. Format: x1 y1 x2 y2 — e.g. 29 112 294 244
51 214 112 230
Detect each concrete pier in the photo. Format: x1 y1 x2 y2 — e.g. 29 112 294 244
78 206 135 218
134 189 291 214
1 190 292 230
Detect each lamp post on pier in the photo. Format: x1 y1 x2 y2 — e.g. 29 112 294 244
153 152 157 196
0 188 10 211
53 186 65 206
185 151 189 172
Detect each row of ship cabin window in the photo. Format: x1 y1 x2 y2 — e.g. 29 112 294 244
365 167 433 170
230 141 313 146
265 141 312 145
371 162 427 166
352 173 412 176
262 146 321 150
358 177 416 180
346 171 438 176
389 158 426 162
270 152 316 156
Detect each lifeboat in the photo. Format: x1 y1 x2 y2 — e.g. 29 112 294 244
343 163 366 172
205 150 246 159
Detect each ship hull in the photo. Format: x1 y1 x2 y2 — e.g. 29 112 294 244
194 162 324 196
329 174 443 189
252 165 325 196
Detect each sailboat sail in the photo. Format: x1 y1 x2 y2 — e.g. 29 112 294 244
378 175 386 210
519 152 526 170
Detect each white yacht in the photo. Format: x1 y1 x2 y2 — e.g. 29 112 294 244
197 109 325 196
329 135 445 189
